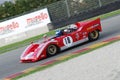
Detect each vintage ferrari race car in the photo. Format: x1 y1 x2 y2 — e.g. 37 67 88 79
20 18 102 62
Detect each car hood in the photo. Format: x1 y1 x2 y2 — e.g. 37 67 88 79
21 39 57 60
22 52 34 60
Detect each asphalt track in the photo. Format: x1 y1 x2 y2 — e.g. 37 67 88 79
0 15 120 79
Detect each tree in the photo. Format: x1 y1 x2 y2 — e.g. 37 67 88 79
3 1 15 17
0 0 61 20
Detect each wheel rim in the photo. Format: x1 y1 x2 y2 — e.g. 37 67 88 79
90 31 98 39
48 45 57 55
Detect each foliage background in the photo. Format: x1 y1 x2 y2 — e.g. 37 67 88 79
0 0 60 20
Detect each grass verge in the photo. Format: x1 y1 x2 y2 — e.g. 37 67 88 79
0 9 120 54
12 37 120 80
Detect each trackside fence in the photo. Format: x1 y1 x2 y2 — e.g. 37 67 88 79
1 0 120 28
45 0 120 28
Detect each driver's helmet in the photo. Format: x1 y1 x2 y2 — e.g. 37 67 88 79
69 24 78 30
56 30 62 37
64 29 70 33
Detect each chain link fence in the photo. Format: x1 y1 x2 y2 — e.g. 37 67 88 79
0 0 119 25
45 0 119 22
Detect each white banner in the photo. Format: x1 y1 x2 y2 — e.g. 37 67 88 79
0 8 51 38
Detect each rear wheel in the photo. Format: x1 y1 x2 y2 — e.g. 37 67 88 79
47 44 58 56
88 30 99 41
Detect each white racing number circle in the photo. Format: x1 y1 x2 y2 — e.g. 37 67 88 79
63 36 73 47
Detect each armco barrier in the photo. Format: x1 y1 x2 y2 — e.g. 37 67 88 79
25 25 49 38
0 33 27 47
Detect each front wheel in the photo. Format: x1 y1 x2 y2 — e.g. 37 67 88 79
47 44 58 56
88 30 99 41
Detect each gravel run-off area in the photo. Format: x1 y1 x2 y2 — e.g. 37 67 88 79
19 41 120 80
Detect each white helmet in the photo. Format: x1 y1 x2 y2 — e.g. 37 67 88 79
64 29 70 33
69 24 77 29
64 29 68 32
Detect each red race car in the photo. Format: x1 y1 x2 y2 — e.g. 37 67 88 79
20 18 102 62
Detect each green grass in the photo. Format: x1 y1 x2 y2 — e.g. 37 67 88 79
0 9 120 54
13 38 120 80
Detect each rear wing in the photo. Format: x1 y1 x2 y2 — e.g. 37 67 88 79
81 18 102 32
91 18 102 31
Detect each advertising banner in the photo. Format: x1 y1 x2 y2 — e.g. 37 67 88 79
0 8 51 38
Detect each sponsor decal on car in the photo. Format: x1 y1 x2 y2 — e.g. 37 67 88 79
87 24 99 30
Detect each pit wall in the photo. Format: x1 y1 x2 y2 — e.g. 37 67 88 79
0 8 50 47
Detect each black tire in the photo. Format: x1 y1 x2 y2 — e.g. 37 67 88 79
88 30 99 41
47 44 58 56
